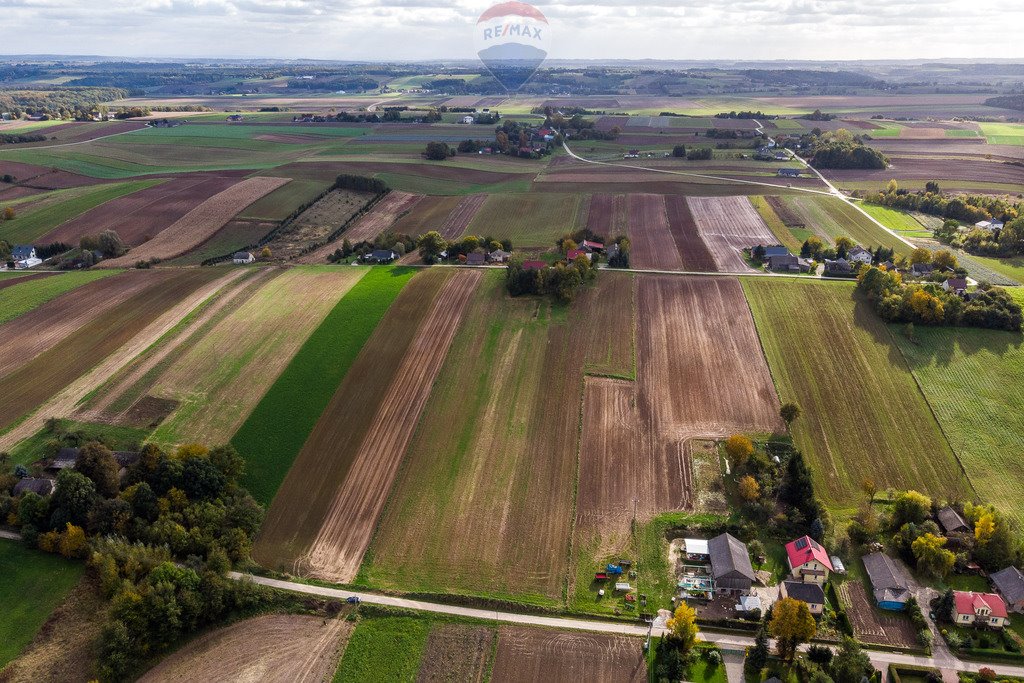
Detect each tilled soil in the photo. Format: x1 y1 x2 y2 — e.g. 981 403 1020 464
490 626 647 683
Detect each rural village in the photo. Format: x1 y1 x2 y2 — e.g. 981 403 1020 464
0 33 1023 683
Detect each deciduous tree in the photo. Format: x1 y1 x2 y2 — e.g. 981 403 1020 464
725 435 754 469
780 402 801 426
665 603 699 653
738 475 760 502
912 532 955 579
769 597 816 661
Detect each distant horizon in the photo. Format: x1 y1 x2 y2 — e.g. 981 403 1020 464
2 1 1022 62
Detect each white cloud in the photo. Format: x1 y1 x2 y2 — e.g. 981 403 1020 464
0 0 1020 59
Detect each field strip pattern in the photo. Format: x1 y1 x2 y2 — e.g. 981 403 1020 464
439 193 488 240
137 614 350 683
665 195 717 271
625 193 684 270
687 196 776 272
340 190 422 243
101 176 290 265
0 269 240 449
491 626 646 682
303 270 482 582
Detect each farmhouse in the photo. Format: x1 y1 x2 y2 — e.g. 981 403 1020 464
48 447 141 475
785 535 833 584
824 258 852 275
465 251 486 266
226 114 244 122
780 580 826 615
974 220 1004 231
708 532 755 595
488 249 511 263
767 253 811 273
909 263 934 277
13 477 55 496
461 115 476 124
233 251 255 264
777 168 801 178
365 249 397 264
937 505 970 534
624 150 641 159
566 248 591 262
522 260 546 270
951 591 1010 629
862 552 911 610
581 240 604 253
848 246 872 265
990 567 1024 613
11 245 36 261
942 278 968 296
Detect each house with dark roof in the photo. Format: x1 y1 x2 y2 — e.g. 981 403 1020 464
937 506 970 534
777 168 801 178
365 249 396 264
942 278 968 295
862 552 911 610
755 245 790 258
13 477 55 496
848 246 872 265
952 591 1009 628
48 447 139 473
780 580 826 615
824 258 852 275
767 254 811 273
909 263 934 277
991 567 1024 613
465 251 486 266
233 251 255 264
786 536 833 584
12 245 36 261
488 249 511 263
708 532 755 595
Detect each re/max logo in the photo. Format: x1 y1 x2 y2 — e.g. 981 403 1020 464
482 23 543 41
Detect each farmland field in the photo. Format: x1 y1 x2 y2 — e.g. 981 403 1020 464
0 269 116 325
237 178 331 221
388 194 462 236
742 278 970 513
332 616 430 683
139 614 351 683
894 325 1024 526
978 122 1024 146
687 195 775 271
232 266 416 505
750 195 802 251
858 202 933 238
781 195 913 255
0 539 85 669
465 192 584 246
626 193 684 270
490 626 646 682
0 179 162 244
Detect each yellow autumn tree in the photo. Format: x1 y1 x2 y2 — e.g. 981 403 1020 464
975 513 996 544
738 475 760 502
725 435 754 469
59 523 88 558
665 603 699 654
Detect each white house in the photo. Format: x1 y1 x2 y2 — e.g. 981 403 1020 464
952 591 1010 629
232 251 255 264
975 220 1004 231
848 246 873 265
461 115 475 124
785 535 833 585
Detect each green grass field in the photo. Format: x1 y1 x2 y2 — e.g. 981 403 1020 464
859 203 933 238
893 325 1024 526
742 278 970 514
0 539 85 668
966 254 1024 285
782 195 913 255
0 179 162 243
232 266 415 505
944 129 982 138
750 195 802 251
237 179 330 221
866 123 903 137
979 122 1024 146
8 418 150 467
120 123 368 142
333 616 432 682
0 270 117 325
465 192 584 246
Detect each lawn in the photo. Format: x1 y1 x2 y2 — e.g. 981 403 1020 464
0 270 117 325
333 616 431 683
979 122 1024 146
0 539 85 668
7 418 151 467
964 254 1024 285
465 192 585 246
0 179 162 244
742 278 970 515
859 203 933 239
893 324 1024 527
231 266 415 505
866 123 904 137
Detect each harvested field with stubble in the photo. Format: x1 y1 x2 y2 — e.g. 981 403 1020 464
389 194 462 237
301 270 481 582
39 173 242 246
364 274 634 605
490 627 646 683
438 193 488 240
665 195 717 271
254 269 465 573
687 196 775 271
626 193 684 270
465 192 584 247
586 193 627 237
742 278 970 513
101 176 290 266
138 614 351 683
0 269 226 432
297 191 420 264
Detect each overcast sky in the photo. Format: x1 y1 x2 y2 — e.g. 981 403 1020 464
2 0 1021 61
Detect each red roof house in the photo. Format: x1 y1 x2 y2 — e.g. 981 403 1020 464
952 591 1009 628
522 260 546 270
785 536 833 584
566 249 591 262
582 240 605 252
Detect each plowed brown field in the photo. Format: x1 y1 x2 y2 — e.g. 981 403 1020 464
0 160 103 190
665 195 717 271
626 193 684 270
40 174 242 246
101 177 289 266
687 196 775 271
417 624 494 683
301 270 480 581
585 193 627 238
255 270 467 574
490 626 646 683
438 193 488 240
389 195 462 236
138 614 350 683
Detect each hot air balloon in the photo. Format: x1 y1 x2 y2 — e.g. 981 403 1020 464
473 1 551 92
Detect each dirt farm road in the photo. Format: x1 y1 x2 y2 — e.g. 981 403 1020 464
233 572 1024 679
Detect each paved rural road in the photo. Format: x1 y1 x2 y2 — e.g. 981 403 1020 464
232 572 1024 677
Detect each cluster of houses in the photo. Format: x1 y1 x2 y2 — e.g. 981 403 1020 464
752 244 813 273
12 447 141 498
974 219 1004 232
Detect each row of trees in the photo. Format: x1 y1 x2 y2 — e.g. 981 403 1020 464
858 266 1023 331
672 144 713 160
866 180 1022 231
0 133 47 144
808 130 888 170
